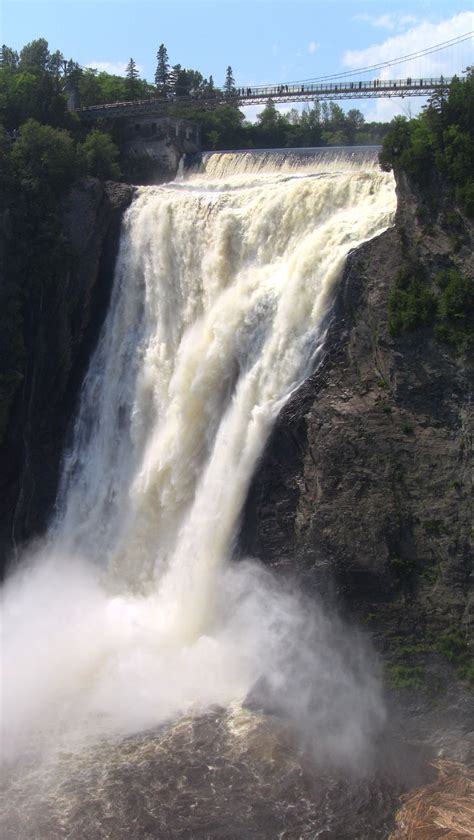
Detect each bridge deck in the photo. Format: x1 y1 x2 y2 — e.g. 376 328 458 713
78 77 451 120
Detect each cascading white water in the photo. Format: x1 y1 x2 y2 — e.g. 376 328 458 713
1 150 396 767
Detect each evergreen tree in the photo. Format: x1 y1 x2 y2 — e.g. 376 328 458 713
126 57 139 100
0 45 19 69
19 38 50 73
167 64 182 96
65 59 82 87
168 64 181 96
155 43 169 95
48 50 64 79
224 65 236 99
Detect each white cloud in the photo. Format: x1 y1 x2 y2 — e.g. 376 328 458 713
308 41 320 54
353 13 419 31
344 12 474 122
344 11 473 79
86 61 144 76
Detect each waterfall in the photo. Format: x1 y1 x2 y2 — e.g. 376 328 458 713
1 149 396 766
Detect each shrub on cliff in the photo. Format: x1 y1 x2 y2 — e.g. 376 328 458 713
380 69 474 216
81 129 121 180
388 266 436 336
436 269 474 351
389 265 473 352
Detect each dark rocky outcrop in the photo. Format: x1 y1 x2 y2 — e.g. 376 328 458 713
0 178 134 573
240 168 473 752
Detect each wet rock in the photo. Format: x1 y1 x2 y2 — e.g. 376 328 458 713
0 178 135 572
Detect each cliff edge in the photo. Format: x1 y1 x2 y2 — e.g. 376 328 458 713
240 166 473 756
0 178 134 570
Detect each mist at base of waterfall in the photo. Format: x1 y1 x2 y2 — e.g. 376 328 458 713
2 550 384 770
3 552 426 840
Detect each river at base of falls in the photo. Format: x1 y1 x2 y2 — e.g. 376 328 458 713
1 707 433 840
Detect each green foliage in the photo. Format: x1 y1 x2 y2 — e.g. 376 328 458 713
11 118 81 198
458 181 474 217
436 630 473 683
388 264 473 352
78 68 155 109
81 129 120 179
389 554 416 579
380 117 434 182
423 519 448 536
0 66 73 131
0 44 19 70
0 282 26 443
155 44 169 94
437 629 467 662
19 38 50 73
125 58 139 100
255 98 286 147
386 663 424 689
380 69 474 215
223 65 236 99
119 152 158 185
169 65 207 99
435 268 474 351
387 627 473 691
388 265 437 336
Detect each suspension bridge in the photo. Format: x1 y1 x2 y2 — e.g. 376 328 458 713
77 31 473 121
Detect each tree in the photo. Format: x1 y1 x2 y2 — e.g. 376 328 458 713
81 129 121 179
300 102 323 146
0 66 72 131
155 44 169 95
345 109 365 145
19 38 50 73
126 58 139 100
48 50 64 79
379 70 474 213
11 118 81 197
170 65 186 97
169 66 205 99
256 98 285 146
224 65 236 100
0 45 19 69
65 59 82 87
78 68 102 107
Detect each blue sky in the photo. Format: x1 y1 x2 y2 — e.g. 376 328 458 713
2 1 473 120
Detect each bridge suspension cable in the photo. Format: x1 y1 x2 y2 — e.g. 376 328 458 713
241 31 473 91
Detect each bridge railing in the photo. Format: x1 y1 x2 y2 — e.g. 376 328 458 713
234 76 451 98
78 77 452 116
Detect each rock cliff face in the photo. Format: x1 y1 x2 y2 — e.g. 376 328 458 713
0 178 134 572
240 168 473 726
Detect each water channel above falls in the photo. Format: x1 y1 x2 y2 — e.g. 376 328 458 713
1 148 434 838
